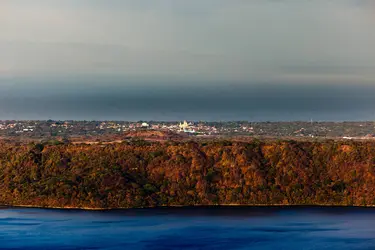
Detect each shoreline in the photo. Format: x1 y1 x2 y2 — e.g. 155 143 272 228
2 203 375 211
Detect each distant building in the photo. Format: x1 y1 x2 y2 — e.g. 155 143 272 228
179 121 189 131
184 128 196 134
179 121 195 133
141 122 149 128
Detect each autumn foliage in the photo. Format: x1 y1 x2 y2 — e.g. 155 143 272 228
1 139 375 208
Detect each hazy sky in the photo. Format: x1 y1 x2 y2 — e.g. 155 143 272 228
2 0 375 121
1 0 375 85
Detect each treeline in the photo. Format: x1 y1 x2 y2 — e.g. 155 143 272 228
1 139 375 208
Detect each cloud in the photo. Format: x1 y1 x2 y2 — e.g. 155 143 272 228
0 0 375 84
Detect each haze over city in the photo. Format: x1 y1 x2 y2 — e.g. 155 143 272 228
1 0 375 120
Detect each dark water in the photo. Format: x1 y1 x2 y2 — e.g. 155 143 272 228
1 207 375 250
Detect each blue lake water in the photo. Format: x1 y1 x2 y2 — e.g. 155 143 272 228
1 206 375 250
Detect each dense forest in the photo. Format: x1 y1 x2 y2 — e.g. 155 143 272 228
1 139 375 209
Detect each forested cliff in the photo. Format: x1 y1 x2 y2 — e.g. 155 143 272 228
1 139 375 209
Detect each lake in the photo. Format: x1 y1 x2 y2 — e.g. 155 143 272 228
1 206 375 250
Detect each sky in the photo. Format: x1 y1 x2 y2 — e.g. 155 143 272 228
1 0 375 120
1 0 375 84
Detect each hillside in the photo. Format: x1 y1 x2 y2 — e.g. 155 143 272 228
124 130 187 141
1 139 375 209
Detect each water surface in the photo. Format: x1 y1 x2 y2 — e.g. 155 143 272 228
1 206 375 250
